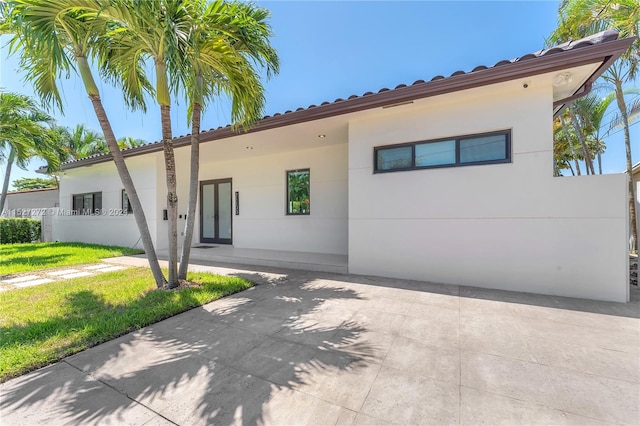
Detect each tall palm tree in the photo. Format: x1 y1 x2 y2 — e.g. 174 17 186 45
99 0 193 288
574 88 640 174
572 92 611 174
549 0 640 248
177 0 279 280
568 104 596 175
0 91 55 212
0 0 166 287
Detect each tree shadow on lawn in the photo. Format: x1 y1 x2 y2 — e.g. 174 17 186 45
0 290 111 354
0 254 71 276
0 273 380 424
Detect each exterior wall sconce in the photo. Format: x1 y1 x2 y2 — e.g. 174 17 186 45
553 72 573 87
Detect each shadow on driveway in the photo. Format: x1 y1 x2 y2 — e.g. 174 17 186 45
0 271 379 424
2 261 638 425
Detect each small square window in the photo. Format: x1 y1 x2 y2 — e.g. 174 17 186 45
286 169 310 215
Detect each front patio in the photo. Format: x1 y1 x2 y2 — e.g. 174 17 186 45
159 245 348 274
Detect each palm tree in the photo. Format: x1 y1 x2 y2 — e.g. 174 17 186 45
556 112 583 175
0 0 166 287
568 104 596 175
177 0 279 280
51 124 108 162
45 124 114 182
97 0 194 288
0 91 55 212
100 0 278 286
548 0 640 248
572 93 610 174
574 88 640 174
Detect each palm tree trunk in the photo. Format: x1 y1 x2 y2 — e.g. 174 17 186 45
160 103 179 288
614 79 638 252
0 147 15 213
77 56 166 288
560 114 582 176
597 148 603 175
568 105 595 175
89 94 166 288
178 101 201 280
567 162 575 176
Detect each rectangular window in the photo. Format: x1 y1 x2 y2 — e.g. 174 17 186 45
374 130 511 173
286 169 310 215
122 190 133 214
72 192 102 215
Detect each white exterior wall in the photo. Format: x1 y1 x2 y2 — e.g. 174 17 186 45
154 142 348 255
348 76 629 302
53 156 158 249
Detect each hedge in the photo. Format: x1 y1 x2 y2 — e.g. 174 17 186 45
0 218 41 244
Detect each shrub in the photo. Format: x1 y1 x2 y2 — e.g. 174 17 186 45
0 218 41 244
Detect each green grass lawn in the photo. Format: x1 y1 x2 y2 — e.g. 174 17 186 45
0 267 253 382
0 242 143 275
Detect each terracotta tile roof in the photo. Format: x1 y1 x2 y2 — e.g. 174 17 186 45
61 30 633 170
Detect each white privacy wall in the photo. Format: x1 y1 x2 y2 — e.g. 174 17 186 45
53 155 158 249
348 76 629 302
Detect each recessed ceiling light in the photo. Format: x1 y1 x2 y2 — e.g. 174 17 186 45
245 146 254 150
318 134 326 138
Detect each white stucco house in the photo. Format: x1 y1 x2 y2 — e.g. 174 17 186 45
52 30 634 302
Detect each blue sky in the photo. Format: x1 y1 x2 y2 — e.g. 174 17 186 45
1 1 638 188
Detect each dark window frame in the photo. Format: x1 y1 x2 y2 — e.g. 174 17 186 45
72 191 102 215
286 168 311 216
374 129 512 173
122 189 133 214
199 178 233 244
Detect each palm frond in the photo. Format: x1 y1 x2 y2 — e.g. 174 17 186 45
607 97 640 132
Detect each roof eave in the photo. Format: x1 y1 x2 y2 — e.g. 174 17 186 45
61 36 635 171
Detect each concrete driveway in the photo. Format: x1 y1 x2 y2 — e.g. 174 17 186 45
1 261 639 425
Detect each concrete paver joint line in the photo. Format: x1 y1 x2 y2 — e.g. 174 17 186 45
62 360 180 426
0 262 132 291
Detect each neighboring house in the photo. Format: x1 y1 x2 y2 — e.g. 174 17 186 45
52 30 633 302
2 187 59 216
2 187 60 242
